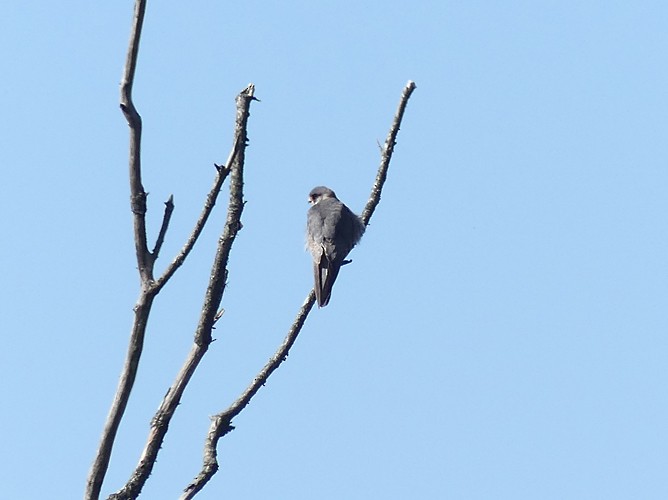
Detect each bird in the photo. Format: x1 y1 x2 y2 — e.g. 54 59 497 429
306 186 365 307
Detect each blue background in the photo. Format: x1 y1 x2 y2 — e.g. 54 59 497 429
1 1 666 498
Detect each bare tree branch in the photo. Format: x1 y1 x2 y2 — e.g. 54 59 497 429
152 194 174 257
86 2 150 498
153 154 238 293
181 292 316 499
361 80 416 226
86 0 253 496
120 0 153 283
90 6 412 500
108 84 257 500
182 80 416 498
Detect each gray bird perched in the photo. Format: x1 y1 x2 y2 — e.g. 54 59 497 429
306 186 365 307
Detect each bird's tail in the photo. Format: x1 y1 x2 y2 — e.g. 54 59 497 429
314 254 340 307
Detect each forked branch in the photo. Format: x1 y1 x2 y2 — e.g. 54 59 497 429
108 84 257 500
153 142 242 293
86 0 254 496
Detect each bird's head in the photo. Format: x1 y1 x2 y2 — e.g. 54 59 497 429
308 186 337 205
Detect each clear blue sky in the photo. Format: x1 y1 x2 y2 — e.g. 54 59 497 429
1 1 667 499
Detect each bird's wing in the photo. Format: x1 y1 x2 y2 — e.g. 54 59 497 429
337 205 365 255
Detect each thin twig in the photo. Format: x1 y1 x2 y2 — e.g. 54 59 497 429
120 0 152 283
182 80 416 498
85 2 149 499
153 147 239 293
361 80 416 226
108 84 257 500
152 194 174 257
